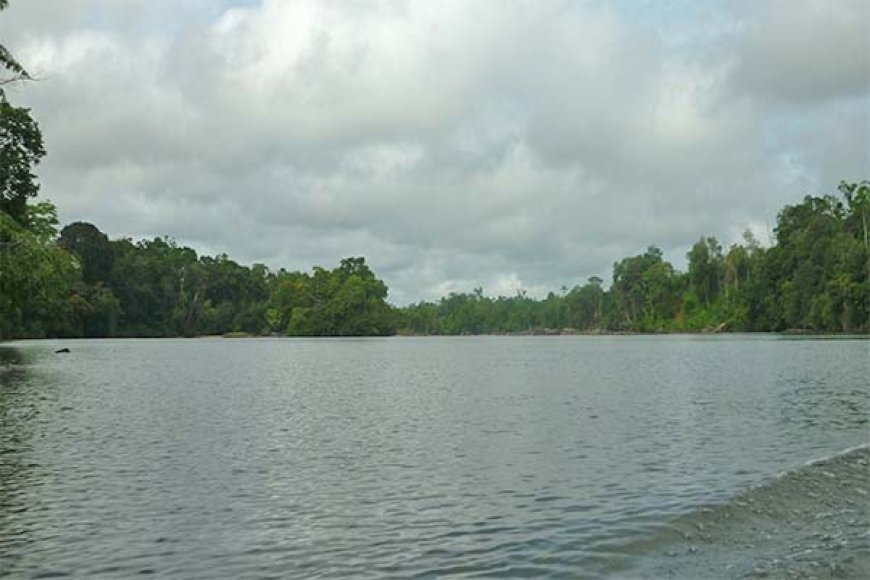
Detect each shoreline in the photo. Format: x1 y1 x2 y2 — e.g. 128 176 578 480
396 329 870 338
3 330 869 343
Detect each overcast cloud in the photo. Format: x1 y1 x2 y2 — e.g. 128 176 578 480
1 0 867 303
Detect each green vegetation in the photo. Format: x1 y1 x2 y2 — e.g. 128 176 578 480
0 0 867 338
2 209 398 338
48 227 398 338
1 3 79 340
400 186 869 335
3 215 398 338
6 183 864 340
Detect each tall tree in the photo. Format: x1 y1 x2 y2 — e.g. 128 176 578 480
0 101 44 223
687 236 723 308
0 1 43 224
59 222 115 284
0 204 78 338
611 246 679 330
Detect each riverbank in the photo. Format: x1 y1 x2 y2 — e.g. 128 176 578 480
4 330 870 342
395 329 870 337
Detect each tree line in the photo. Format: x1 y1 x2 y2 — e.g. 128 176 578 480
3 181 867 339
1 0 867 338
402 183 869 335
4 219 398 338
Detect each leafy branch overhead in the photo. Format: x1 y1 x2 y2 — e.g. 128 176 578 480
0 0 31 92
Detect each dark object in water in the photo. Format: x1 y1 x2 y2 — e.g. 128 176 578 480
55 348 70 354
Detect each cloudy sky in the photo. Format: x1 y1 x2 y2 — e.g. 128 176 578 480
1 0 867 304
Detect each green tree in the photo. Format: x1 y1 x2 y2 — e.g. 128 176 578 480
282 257 396 336
59 222 115 284
0 101 45 223
610 246 679 330
686 236 723 309
0 203 78 338
839 180 870 256
564 276 605 330
0 5 78 339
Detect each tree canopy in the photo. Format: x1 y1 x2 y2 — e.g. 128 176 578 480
399 185 869 336
3 184 869 339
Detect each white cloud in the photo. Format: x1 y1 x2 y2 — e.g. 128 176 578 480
729 0 870 104
0 0 866 304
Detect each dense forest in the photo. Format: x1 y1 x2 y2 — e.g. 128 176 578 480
19 224 397 338
0 0 868 339
3 186 868 339
402 184 869 335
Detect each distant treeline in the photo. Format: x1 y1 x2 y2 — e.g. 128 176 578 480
2 181 868 339
403 182 869 334
2 219 397 338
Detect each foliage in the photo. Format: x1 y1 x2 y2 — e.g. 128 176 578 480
398 184 869 335
52 225 397 338
271 257 395 336
0 98 45 224
2 184 868 339
0 205 79 339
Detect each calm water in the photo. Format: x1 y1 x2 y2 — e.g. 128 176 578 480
0 336 867 578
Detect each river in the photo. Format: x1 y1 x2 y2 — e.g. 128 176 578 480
1 336 867 578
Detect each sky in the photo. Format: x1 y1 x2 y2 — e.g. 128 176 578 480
1 0 867 304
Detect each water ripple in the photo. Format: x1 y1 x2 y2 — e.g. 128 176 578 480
0 337 867 578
